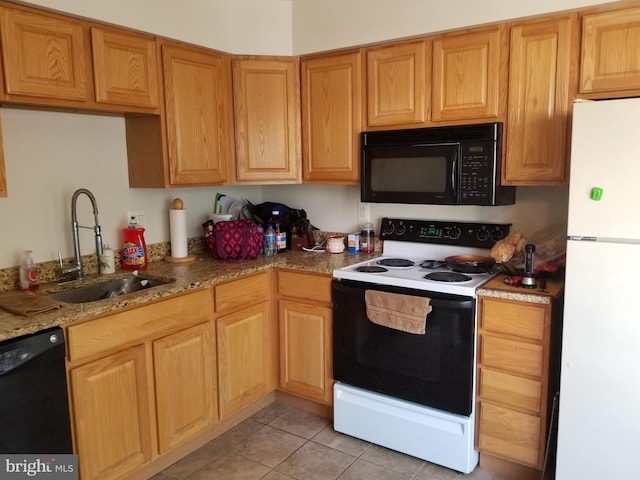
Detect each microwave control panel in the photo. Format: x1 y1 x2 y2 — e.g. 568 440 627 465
459 142 495 203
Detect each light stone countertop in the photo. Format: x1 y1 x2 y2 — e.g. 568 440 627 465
476 273 564 303
0 250 368 342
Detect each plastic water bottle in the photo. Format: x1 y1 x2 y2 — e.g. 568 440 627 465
269 210 287 252
264 224 277 256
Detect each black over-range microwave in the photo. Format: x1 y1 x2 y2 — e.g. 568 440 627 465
361 122 515 206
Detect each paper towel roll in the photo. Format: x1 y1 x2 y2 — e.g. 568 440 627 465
169 209 188 258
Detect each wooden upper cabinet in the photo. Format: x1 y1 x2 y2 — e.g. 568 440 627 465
161 42 233 185
580 6 640 97
0 5 90 102
431 25 507 123
301 49 362 184
232 56 301 184
503 15 579 185
91 27 160 109
366 39 429 128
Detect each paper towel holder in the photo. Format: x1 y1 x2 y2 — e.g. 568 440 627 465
165 197 196 263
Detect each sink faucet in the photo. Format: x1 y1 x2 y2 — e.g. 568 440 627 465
59 188 103 281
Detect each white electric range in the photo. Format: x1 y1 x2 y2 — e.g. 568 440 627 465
332 218 511 474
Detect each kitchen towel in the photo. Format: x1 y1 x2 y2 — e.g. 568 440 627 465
169 208 188 258
365 290 432 335
0 291 62 316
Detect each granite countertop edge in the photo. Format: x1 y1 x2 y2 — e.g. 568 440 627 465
0 250 367 342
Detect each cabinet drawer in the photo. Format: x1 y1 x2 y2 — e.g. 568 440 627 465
277 271 331 304
478 401 541 468
66 288 212 362
478 368 542 413
479 334 543 378
480 297 546 340
214 272 269 313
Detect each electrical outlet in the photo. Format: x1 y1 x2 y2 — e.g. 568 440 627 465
127 210 145 227
357 202 370 223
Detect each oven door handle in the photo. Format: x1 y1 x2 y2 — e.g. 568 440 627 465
429 297 474 310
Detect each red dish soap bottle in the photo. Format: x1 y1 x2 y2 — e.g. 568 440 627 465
122 216 148 270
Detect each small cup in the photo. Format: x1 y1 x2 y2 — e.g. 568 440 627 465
326 236 345 254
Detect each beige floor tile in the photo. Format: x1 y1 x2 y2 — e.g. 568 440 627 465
312 426 370 457
187 451 270 480
360 444 425 476
261 472 296 480
215 417 265 447
337 458 413 480
232 425 306 468
252 402 291 424
269 407 330 439
276 441 355 480
160 438 228 479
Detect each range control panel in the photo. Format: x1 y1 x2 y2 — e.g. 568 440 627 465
379 218 511 248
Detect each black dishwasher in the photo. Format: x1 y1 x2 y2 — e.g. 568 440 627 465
0 327 73 453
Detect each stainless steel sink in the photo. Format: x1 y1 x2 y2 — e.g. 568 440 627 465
48 276 171 304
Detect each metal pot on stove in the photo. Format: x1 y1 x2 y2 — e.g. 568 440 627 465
444 255 496 274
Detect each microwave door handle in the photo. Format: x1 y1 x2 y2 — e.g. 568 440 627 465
451 151 458 198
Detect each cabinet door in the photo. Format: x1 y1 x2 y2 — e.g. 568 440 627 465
233 57 301 183
91 27 160 109
301 50 362 183
504 16 578 185
580 6 640 96
69 345 153 480
431 25 507 122
154 322 217 453
366 40 429 127
161 43 232 185
279 299 333 404
0 6 89 102
217 302 274 418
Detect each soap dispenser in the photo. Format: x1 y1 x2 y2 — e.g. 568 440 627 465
19 250 38 291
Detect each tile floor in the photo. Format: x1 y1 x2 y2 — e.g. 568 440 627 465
153 403 510 480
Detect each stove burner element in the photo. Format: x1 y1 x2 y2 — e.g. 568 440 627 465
355 265 388 273
377 258 415 268
420 260 448 269
424 272 473 283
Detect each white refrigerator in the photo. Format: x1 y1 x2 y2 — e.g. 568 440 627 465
556 98 640 479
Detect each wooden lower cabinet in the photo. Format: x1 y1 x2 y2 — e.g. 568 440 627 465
214 272 276 418
153 322 217 453
66 288 216 480
216 302 274 417
69 345 152 480
277 271 333 405
476 290 562 477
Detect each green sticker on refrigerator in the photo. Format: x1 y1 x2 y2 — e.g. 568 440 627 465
590 187 603 201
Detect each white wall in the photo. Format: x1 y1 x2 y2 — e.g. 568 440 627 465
261 184 569 240
291 0 618 53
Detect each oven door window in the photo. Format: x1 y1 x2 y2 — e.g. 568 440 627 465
362 143 460 204
333 279 475 416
